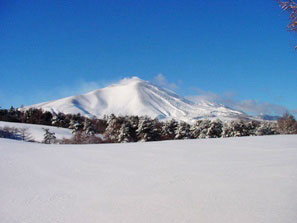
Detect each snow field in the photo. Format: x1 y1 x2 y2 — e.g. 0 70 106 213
0 121 73 142
0 135 296 223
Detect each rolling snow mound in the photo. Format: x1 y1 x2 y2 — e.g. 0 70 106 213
0 121 73 142
26 77 248 122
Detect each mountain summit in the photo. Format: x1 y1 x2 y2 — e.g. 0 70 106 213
26 77 248 122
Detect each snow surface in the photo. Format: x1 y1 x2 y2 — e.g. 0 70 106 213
25 77 248 122
0 135 296 223
0 121 73 142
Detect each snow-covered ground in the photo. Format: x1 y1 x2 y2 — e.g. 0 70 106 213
0 135 296 223
0 121 73 142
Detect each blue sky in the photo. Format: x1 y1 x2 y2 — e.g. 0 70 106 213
0 0 296 115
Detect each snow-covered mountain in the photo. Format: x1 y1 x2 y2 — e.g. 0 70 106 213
25 77 249 122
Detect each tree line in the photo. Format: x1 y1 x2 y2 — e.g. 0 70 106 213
0 107 296 144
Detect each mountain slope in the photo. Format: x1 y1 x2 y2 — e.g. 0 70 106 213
26 77 248 122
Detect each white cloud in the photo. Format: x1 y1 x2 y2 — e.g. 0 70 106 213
187 88 295 116
152 73 179 90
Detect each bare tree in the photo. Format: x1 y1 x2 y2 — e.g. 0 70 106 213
59 131 103 144
0 127 19 139
278 0 297 32
18 128 33 141
277 112 297 134
278 0 297 48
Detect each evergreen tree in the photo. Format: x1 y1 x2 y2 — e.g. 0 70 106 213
256 121 278 136
51 113 67 127
161 119 178 140
175 121 191 139
42 128 56 144
245 121 260 136
207 120 223 138
8 106 19 122
69 114 84 134
198 120 211 138
190 120 203 139
93 118 108 134
104 114 122 142
83 118 95 136
117 122 134 143
136 117 161 141
222 120 251 137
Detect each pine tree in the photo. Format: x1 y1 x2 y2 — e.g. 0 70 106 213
136 117 161 141
8 106 19 122
104 114 122 142
245 121 260 136
69 114 84 134
42 128 56 144
52 113 67 127
161 119 178 140
126 115 139 141
222 120 255 137
117 122 134 143
190 120 203 139
256 121 278 136
207 120 223 138
175 121 191 139
198 120 211 138
83 118 95 136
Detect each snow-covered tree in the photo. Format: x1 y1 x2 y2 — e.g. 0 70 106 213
83 119 95 136
104 114 122 142
197 120 211 138
244 121 260 136
175 121 191 139
127 115 139 130
207 120 223 138
51 113 67 127
117 122 134 143
256 121 278 136
222 120 250 137
161 119 178 140
190 120 202 139
136 117 161 142
69 114 84 134
42 128 56 144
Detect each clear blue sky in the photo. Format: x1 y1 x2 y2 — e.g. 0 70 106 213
0 0 296 115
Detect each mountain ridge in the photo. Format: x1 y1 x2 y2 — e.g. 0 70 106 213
25 77 250 122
